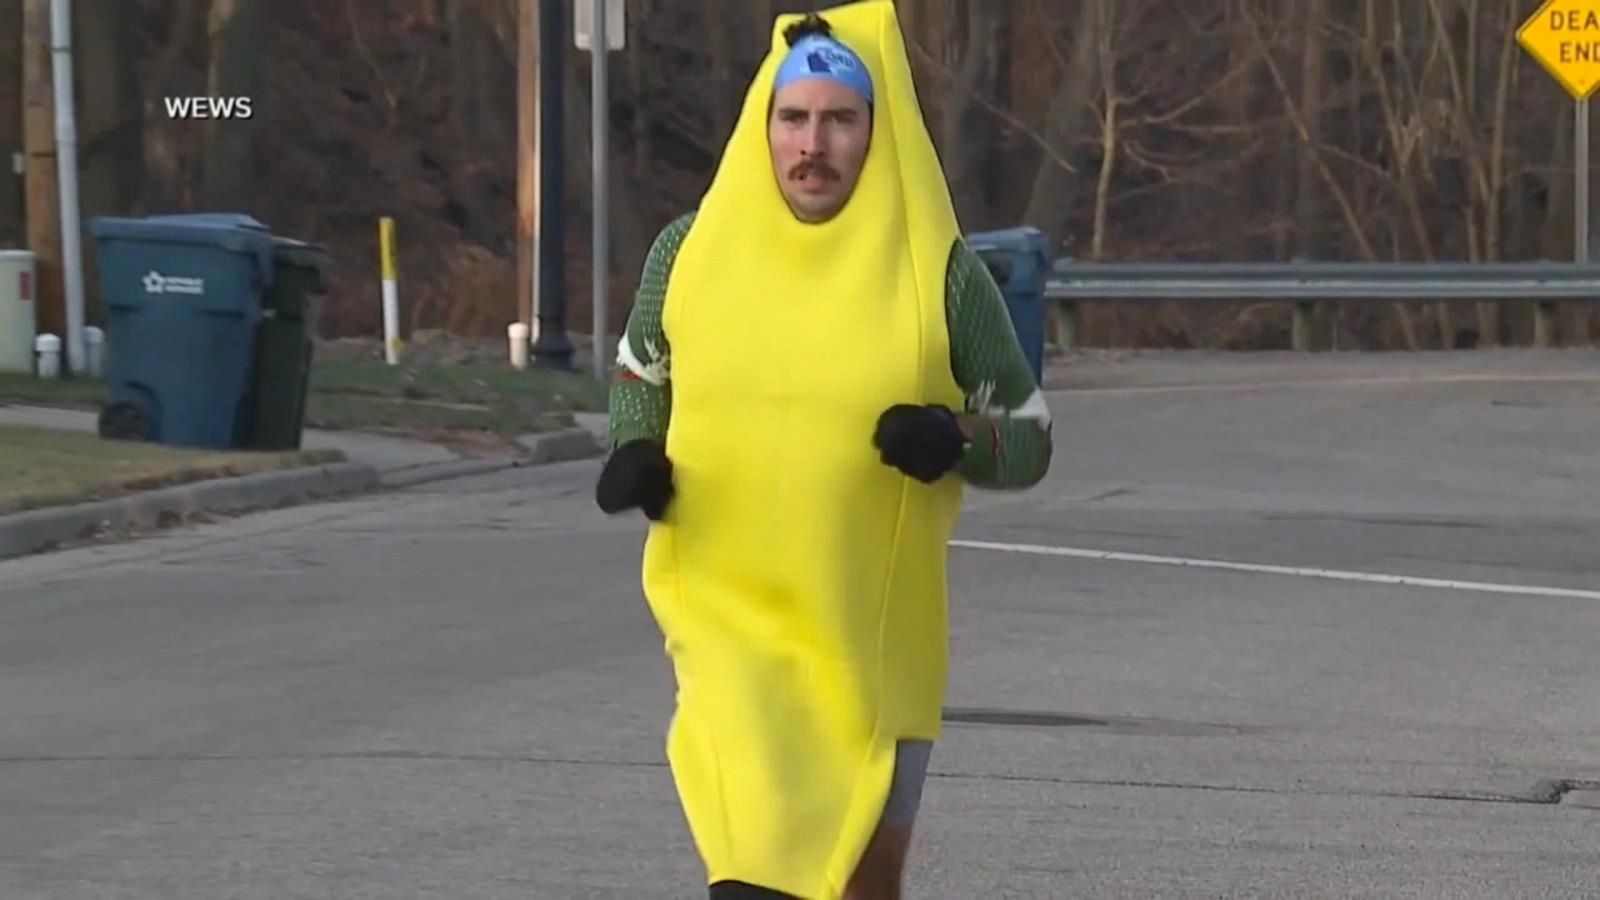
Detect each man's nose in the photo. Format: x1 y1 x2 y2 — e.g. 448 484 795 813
799 121 826 156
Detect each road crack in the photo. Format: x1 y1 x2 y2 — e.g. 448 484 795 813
926 770 1592 807
9 753 1596 809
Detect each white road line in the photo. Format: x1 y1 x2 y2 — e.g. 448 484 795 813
1050 372 1600 397
949 539 1600 601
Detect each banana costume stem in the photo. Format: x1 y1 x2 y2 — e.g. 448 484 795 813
604 4 1052 896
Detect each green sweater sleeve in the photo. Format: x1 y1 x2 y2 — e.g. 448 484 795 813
607 212 696 449
945 240 1054 489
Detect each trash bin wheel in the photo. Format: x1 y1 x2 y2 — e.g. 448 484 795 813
98 401 153 442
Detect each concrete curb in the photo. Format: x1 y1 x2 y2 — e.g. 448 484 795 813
518 426 605 464
0 462 379 561
378 427 604 489
0 427 605 562
379 457 516 489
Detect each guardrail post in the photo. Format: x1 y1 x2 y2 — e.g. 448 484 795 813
1292 301 1314 352
1049 257 1080 351
1535 301 1557 347
1053 300 1081 351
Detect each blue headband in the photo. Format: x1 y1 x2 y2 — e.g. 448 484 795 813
773 34 874 105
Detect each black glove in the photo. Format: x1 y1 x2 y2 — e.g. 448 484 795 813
595 438 675 520
873 404 968 484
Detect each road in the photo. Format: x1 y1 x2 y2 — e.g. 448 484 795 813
4 350 1600 898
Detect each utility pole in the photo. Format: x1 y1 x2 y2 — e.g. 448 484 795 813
0 0 24 247
530 0 572 370
22 0 62 340
517 0 537 333
578 0 623 381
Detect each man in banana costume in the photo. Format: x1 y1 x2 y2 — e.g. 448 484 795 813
596 3 1053 897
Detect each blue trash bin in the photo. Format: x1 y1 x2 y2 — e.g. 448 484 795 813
965 226 1048 385
88 213 277 449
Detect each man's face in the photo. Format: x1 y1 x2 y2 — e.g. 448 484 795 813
768 78 871 223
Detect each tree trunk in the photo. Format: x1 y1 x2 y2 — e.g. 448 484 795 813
1224 0 1265 259
1089 0 1119 261
1293 0 1325 259
449 0 494 148
78 0 141 217
1020 0 1103 248
138 0 200 213
940 0 1002 222
626 1 653 183
75 0 141 323
204 0 259 210
449 0 470 142
704 0 733 144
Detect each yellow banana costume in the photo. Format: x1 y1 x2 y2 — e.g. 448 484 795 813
642 3 965 895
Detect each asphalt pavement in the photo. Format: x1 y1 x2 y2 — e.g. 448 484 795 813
4 349 1600 898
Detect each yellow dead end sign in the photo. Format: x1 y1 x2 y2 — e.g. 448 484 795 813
1518 0 1600 273
1517 0 1600 99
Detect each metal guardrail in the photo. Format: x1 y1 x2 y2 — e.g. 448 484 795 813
1043 261 1600 350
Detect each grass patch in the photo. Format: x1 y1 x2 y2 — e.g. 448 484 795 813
304 392 573 434
308 357 608 432
0 358 609 437
0 373 105 410
305 359 607 435
0 424 343 515
309 359 608 407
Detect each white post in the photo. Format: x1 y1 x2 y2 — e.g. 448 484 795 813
379 217 401 365
1578 97 1589 265
35 332 60 379
508 321 530 370
50 0 85 375
83 324 103 376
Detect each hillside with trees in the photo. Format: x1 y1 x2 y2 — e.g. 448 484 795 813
1 0 1593 352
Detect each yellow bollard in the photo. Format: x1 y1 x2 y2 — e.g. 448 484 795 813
379 217 402 364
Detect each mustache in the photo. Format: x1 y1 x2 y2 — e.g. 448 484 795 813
789 159 838 180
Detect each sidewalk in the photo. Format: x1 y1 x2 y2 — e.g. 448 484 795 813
0 403 608 561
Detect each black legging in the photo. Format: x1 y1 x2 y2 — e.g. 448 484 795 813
709 880 797 899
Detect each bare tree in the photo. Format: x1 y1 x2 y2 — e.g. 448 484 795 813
138 0 201 213
1089 0 1119 262
1293 0 1326 260
78 0 143 219
1020 0 1105 249
449 0 496 147
938 0 1006 222
203 0 259 209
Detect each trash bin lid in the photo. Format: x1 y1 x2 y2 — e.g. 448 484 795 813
89 213 277 287
144 212 272 232
271 235 330 272
964 226 1049 258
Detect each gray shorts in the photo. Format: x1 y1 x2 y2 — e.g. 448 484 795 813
880 739 933 825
